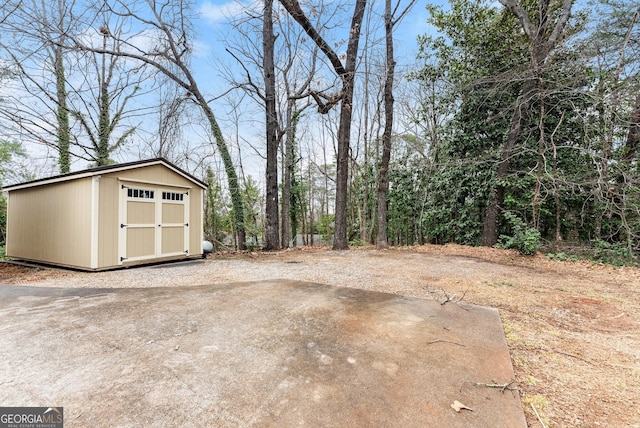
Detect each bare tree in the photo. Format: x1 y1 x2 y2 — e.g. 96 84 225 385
153 76 189 160
213 0 280 250
279 0 368 250
72 0 247 248
0 0 75 172
221 3 322 249
376 0 417 249
73 15 151 166
0 0 158 170
0 1 22 25
278 17 317 248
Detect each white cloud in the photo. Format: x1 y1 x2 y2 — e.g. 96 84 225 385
199 1 250 24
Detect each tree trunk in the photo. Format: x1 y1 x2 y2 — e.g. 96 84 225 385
376 0 395 249
97 30 111 166
309 160 315 246
360 32 370 243
618 8 640 164
278 0 368 251
551 112 565 250
280 103 292 248
198 93 246 249
262 0 280 250
281 103 298 248
333 0 367 250
482 74 540 246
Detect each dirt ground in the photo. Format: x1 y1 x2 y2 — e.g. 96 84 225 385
1 244 639 427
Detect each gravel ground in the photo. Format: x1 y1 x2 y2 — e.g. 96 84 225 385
3 244 640 427
10 247 524 300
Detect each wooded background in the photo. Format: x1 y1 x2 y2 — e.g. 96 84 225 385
0 0 638 261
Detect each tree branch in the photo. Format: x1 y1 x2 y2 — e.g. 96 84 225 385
391 0 418 27
498 0 535 39
547 0 574 47
225 47 265 101
277 0 346 76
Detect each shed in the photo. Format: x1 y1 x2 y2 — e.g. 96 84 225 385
3 158 206 270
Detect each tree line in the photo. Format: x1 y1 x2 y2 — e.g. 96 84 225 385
410 0 639 260
0 0 638 260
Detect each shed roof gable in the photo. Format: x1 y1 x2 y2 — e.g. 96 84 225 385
3 158 207 192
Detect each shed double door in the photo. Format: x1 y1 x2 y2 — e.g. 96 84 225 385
119 184 190 264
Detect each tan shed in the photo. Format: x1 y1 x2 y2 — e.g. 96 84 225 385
3 158 207 270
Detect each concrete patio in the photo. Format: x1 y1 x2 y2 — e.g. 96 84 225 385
0 279 526 427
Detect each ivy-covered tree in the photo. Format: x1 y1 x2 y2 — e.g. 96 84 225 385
481 0 576 246
414 0 528 245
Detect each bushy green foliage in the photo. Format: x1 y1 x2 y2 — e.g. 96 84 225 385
592 240 638 267
348 239 367 247
546 242 639 267
349 160 377 242
315 214 335 241
411 0 529 246
386 155 429 245
242 176 263 247
497 212 541 255
398 0 640 262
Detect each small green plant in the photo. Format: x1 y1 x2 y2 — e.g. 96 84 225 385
592 240 638 267
0 246 5 261
488 280 515 287
349 239 367 247
244 242 261 252
546 252 579 262
497 212 540 255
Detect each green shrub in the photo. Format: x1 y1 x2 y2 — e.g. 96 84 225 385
592 240 638 267
349 239 367 247
497 212 540 255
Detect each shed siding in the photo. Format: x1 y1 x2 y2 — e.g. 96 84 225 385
7 178 92 268
98 176 120 268
189 190 203 256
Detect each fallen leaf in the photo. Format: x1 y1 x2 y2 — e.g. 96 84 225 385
451 400 473 412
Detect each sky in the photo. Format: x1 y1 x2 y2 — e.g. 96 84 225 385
194 0 433 77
